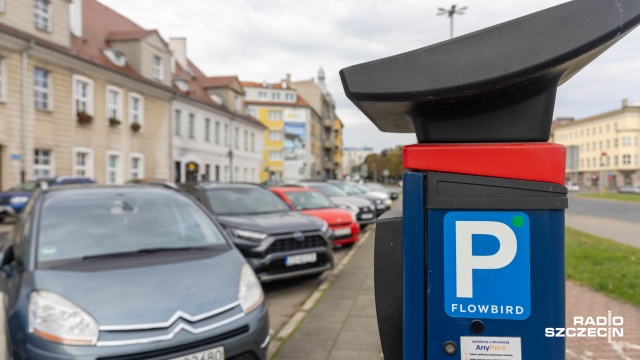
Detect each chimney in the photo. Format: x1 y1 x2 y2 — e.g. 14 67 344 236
169 37 188 70
622 99 628 108
286 73 291 85
69 0 83 37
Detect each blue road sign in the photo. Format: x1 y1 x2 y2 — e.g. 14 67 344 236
444 211 531 320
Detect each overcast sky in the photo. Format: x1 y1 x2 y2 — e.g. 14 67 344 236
100 0 640 151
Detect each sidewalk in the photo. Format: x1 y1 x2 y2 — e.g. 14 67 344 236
272 213 640 360
272 230 381 360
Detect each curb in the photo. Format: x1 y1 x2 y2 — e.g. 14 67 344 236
267 226 375 359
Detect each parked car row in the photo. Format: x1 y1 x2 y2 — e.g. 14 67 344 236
0 178 398 359
618 185 640 194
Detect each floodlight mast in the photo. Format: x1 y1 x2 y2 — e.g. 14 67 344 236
437 4 467 39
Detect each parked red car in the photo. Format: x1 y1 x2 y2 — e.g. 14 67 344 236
270 187 360 247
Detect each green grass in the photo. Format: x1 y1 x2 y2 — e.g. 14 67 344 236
566 227 640 306
578 192 640 203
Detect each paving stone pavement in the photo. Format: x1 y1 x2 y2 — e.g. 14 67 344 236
272 227 382 360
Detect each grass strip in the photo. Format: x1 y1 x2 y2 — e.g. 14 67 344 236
566 227 640 306
578 192 640 203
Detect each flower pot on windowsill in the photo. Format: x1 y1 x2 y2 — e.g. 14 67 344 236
77 111 93 125
131 122 142 132
109 117 121 127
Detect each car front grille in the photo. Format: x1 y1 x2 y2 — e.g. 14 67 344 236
265 235 327 255
97 326 249 360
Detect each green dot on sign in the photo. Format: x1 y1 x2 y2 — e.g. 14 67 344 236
512 215 524 228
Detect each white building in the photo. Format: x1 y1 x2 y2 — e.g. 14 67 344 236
342 146 375 177
169 39 265 183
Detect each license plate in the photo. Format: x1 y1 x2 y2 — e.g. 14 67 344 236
333 227 352 237
285 253 317 267
169 346 224 360
361 213 374 219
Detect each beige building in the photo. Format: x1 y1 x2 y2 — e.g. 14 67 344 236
342 146 375 178
552 100 640 189
0 0 173 189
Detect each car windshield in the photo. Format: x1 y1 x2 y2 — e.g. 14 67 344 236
366 183 385 190
331 182 365 195
308 184 348 197
207 187 291 215
285 191 336 210
353 184 374 193
37 189 227 264
10 180 41 191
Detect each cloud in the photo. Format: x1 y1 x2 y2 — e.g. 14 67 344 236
100 0 640 151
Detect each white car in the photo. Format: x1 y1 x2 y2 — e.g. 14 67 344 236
566 183 580 192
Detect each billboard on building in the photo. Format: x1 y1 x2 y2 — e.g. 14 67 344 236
284 122 306 180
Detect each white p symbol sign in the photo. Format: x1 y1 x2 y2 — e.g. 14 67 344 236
455 221 517 298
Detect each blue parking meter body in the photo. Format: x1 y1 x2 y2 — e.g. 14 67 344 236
340 1 640 359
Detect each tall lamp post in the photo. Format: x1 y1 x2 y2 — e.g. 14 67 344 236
438 5 467 39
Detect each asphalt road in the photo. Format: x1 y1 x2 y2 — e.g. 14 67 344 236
567 194 640 224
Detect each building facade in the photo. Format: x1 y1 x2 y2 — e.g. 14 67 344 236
334 117 344 178
341 146 375 178
552 100 640 189
243 79 321 182
0 0 173 189
169 39 264 184
291 68 342 179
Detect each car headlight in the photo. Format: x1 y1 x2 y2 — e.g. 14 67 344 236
384 199 392 205
368 205 375 212
10 196 29 204
29 291 99 346
321 221 330 234
374 199 382 204
238 264 264 314
230 228 268 241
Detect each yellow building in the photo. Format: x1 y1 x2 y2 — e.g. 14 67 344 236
243 80 321 182
552 100 640 189
0 0 173 188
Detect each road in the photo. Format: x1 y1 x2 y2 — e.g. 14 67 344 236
567 194 640 224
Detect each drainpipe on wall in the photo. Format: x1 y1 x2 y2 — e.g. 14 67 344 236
228 116 235 183
20 40 35 183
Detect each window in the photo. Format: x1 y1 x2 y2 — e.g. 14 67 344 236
622 137 631 147
106 152 122 184
598 141 602 150
268 111 282 120
580 159 584 168
0 58 5 102
34 68 51 110
622 155 631 165
205 118 211 142
33 0 51 31
606 140 610 149
215 121 220 144
129 153 144 180
0 0 4 12
606 124 610 133
587 158 590 167
174 109 181 136
614 139 618 148
244 130 248 150
269 131 283 141
188 113 195 139
251 168 255 181
235 127 239 149
285 93 295 101
224 124 229 145
106 86 123 123
73 148 93 178
614 156 618 166
586 143 590 151
234 167 239 182
153 55 163 80
269 151 282 161
34 149 53 178
73 75 93 116
251 132 255 151
234 94 241 111
258 91 267 100
243 168 247 181
223 166 229 182
272 92 281 101
129 93 144 127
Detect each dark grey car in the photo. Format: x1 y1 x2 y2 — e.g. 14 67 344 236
0 186 269 360
180 183 334 282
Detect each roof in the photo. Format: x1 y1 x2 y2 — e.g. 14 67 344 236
554 106 640 130
241 81 291 90
202 76 239 88
106 29 157 41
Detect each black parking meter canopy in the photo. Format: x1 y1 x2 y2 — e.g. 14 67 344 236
340 0 640 143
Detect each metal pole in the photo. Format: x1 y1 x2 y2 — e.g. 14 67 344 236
450 15 454 39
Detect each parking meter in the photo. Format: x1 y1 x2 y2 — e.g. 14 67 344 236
340 1 640 359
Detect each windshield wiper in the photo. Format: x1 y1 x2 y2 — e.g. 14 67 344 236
81 246 213 261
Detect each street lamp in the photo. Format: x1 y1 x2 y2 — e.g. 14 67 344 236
438 4 467 39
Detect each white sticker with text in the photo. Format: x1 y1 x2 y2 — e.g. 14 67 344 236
460 336 522 360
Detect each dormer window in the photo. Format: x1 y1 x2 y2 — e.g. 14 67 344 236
103 49 126 67
210 94 223 105
153 55 163 80
285 93 295 102
34 0 51 32
174 79 189 92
